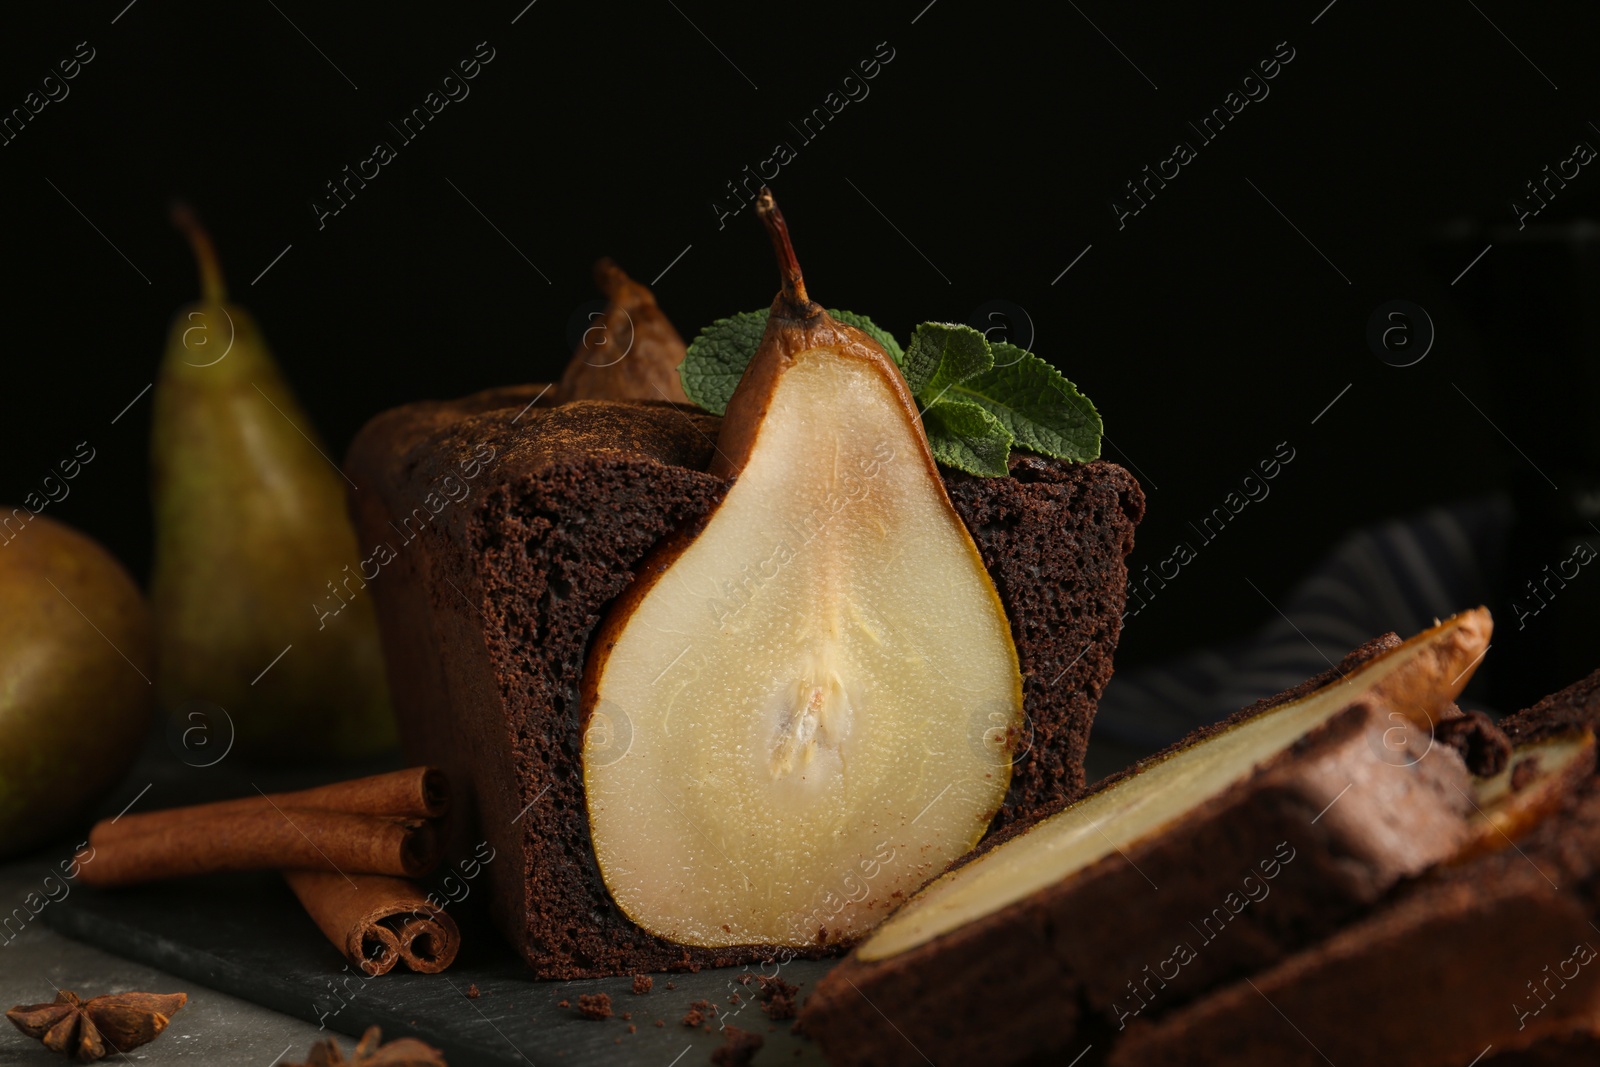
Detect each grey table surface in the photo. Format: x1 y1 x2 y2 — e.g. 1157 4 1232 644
0 737 1140 1066
0 858 328 1067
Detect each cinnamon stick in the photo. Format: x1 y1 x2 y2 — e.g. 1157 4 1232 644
284 871 460 975
397 915 459 974
94 768 447 845
77 810 437 888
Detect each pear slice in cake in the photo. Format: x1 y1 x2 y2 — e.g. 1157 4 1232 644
580 189 1023 950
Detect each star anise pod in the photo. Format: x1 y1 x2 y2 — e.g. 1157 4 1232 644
286 1026 447 1066
6 989 187 1061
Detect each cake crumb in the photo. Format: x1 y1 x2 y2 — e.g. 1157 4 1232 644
666 980 676 990
578 993 612 1020
729 992 742 1005
621 1012 631 1021
627 1024 636 1034
557 999 569 1009
466 983 481 999
654 1020 665 1028
632 974 653 995
756 976 800 1020
681 998 717 1025
711 1025 764 1067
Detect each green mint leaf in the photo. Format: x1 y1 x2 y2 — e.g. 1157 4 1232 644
902 322 992 397
947 342 1103 462
679 310 768 414
679 308 901 413
922 398 1014 477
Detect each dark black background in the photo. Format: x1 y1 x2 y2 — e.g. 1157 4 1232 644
3 0 1595 672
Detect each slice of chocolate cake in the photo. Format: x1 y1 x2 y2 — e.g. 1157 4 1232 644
345 386 1142 978
1108 770 1600 1067
798 616 1491 1067
1103 669 1600 1067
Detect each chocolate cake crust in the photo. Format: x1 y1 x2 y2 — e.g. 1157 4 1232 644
1502 668 1600 746
347 385 1142 977
1485 1012 1600 1066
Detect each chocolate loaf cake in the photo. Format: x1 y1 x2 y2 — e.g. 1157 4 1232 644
344 385 1142 978
1105 669 1600 1067
799 618 1490 1067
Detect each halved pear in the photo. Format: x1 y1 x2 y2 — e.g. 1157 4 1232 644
580 189 1024 949
556 258 690 404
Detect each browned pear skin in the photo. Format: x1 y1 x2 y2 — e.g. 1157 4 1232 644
556 258 691 404
0 514 153 859
151 209 395 761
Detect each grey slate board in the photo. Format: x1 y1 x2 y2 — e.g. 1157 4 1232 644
44 871 835 1065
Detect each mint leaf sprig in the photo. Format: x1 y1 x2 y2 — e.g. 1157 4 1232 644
679 313 1102 477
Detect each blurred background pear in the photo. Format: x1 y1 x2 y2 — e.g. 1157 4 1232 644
0 514 153 858
150 208 395 761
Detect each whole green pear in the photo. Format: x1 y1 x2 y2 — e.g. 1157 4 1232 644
151 209 396 760
0 513 153 859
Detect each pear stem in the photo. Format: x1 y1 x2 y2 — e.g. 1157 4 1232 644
170 203 228 304
756 187 816 314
